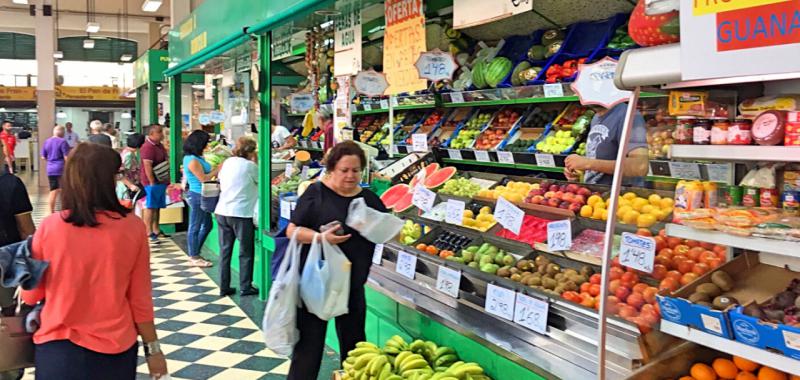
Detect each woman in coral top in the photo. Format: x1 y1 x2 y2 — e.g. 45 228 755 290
22 143 168 380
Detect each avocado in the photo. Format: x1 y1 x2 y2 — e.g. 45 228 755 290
527 45 546 61
541 29 565 45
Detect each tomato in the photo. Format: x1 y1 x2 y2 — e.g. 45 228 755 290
640 305 660 325
687 247 705 261
680 272 699 286
685 239 701 248
651 264 668 280
589 284 601 297
713 245 727 255
633 317 653 334
708 258 723 269
666 270 682 282
673 244 690 256
666 237 682 248
416 243 427 251
698 251 717 265
677 259 696 274
692 262 710 276
611 256 621 268
615 286 631 302
606 295 620 314
672 255 686 270
658 248 674 259
618 304 638 318
659 278 679 292
715 249 727 261
654 236 667 252
580 293 596 308
633 283 648 294
700 242 715 250
658 228 667 238
636 228 653 237
627 292 645 310
562 291 581 303
621 271 639 284
608 279 621 294
609 267 625 281
590 273 602 285
654 255 672 269
642 287 659 304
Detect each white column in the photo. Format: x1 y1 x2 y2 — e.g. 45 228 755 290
171 0 191 25
35 0 55 186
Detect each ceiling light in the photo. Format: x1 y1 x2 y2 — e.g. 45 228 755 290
56 112 67 119
191 84 205 89
86 22 100 33
53 51 63 59
11 0 28 4
141 0 162 12
121 112 132 119
120 54 133 62
83 39 95 49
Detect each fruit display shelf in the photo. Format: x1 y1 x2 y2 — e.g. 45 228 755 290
665 223 799 259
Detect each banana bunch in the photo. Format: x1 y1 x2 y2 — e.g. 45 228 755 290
393 351 433 378
383 335 409 355
343 342 390 380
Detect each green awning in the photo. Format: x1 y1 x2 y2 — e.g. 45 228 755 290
164 31 249 77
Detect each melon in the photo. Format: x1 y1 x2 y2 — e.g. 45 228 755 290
424 167 457 189
409 163 440 188
380 183 410 210
393 191 415 212
486 57 513 88
472 60 487 89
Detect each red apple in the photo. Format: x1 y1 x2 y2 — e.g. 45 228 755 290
615 286 631 302
573 194 586 205
544 191 556 199
531 195 544 204
577 187 592 197
568 203 582 213
562 192 575 202
547 198 560 207
554 191 565 200
549 184 560 192
565 184 579 193
558 201 571 209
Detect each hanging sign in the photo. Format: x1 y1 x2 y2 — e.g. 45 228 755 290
290 93 315 114
570 57 631 108
414 49 458 82
271 23 294 61
453 0 533 29
210 110 225 123
354 69 389 97
680 0 800 81
383 0 428 95
619 232 656 274
334 76 353 143
334 0 363 76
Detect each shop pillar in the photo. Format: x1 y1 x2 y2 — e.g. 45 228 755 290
149 81 160 125
134 87 142 133
257 31 273 297
169 74 183 183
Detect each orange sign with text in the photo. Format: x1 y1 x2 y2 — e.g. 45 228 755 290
692 0 789 16
0 86 126 101
0 87 36 101
383 0 427 95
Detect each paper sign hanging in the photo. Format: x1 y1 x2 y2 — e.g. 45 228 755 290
415 49 458 82
334 0 363 76
570 57 631 109
353 69 389 97
272 23 293 61
290 93 315 114
383 0 428 95
453 0 533 29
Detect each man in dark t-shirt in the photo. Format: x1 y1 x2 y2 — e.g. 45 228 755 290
140 124 169 243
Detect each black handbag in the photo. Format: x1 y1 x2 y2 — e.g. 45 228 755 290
0 291 34 371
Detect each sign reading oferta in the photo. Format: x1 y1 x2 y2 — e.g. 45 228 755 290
334 0 362 76
383 0 428 95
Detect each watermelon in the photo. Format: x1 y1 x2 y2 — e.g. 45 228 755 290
380 184 410 209
409 163 440 188
486 57 513 88
424 166 457 189
393 191 415 212
472 60 487 89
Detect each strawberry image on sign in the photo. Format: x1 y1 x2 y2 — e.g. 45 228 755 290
628 0 680 47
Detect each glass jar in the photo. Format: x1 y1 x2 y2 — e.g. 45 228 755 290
674 117 695 144
693 119 712 145
711 120 730 145
727 119 753 145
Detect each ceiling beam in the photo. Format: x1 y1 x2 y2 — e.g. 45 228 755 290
0 5 170 22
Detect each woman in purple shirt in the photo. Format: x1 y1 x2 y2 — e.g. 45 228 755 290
41 125 72 213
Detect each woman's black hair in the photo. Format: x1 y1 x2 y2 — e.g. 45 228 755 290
325 141 366 172
183 130 210 156
126 133 145 149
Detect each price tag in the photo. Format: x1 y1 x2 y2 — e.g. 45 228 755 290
485 283 516 321
547 219 572 252
395 251 417 280
380 99 389 109
514 293 549 334
447 149 462 160
284 164 293 178
391 97 399 107
668 161 702 180
543 83 564 98
300 166 309 180
495 196 524 235
364 103 372 111
497 151 515 164
701 314 723 335
436 266 461 298
280 200 292 219
619 232 656 273
372 244 384 265
390 144 400 155
353 69 389 97
350 104 358 113
535 153 556 168
415 49 458 82
412 134 429 152
412 186 436 212
450 92 465 103
445 199 466 225
475 150 490 162
706 163 731 183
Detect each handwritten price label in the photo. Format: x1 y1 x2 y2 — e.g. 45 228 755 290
535 153 556 168
445 199 465 225
412 133 428 152
450 92 465 103
474 150 491 162
514 293 549 334
415 49 457 82
543 83 564 98
447 149 462 160
412 186 436 212
547 219 572 252
363 103 372 111
395 251 417 280
619 232 656 273
300 166 309 180
668 161 702 180
354 69 389 97
495 196 524 235
706 163 731 183
284 164 293 178
497 151 515 164
436 266 461 298
486 283 516 321
372 244 384 265
380 99 389 109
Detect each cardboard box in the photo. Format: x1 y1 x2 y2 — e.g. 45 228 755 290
160 202 185 224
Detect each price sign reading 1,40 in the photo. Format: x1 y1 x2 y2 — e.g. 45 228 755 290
618 232 656 273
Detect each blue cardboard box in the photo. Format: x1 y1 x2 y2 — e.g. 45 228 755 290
730 305 800 360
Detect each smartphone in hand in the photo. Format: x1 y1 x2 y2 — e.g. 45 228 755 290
320 221 345 236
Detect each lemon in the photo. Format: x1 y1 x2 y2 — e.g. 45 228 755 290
588 195 603 207
648 194 662 206
616 205 633 219
632 198 649 212
640 204 656 215
580 205 593 218
660 198 675 210
601 209 608 221
463 210 474 218
618 198 631 208
592 207 604 220
462 218 476 227
623 192 638 201
654 209 669 221
506 193 524 203
636 213 657 228
476 214 493 222
480 206 492 215
622 210 640 225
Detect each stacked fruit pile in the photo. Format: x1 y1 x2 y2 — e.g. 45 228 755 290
474 109 521 150
511 256 594 297
476 181 534 203
449 112 492 149
682 355 793 380
342 337 490 380
525 181 596 214
650 228 728 292
437 177 482 198
615 192 674 228
462 207 496 232
398 220 423 246
445 242 515 275
578 194 611 221
495 214 549 246
416 231 471 257
535 130 577 154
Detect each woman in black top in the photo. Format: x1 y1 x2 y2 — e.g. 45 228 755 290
286 141 388 380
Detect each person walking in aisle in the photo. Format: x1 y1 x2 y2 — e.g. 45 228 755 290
215 136 258 297
1 121 16 174
119 133 144 193
40 125 72 214
182 130 219 267
21 143 168 380
64 122 80 148
87 120 112 147
285 141 390 380
104 123 120 150
140 124 169 243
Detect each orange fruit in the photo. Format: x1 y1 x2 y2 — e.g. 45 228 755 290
758 367 787 380
791 376 800 380
692 363 718 380
713 358 739 379
737 373 757 380
733 356 760 372
680 377 698 380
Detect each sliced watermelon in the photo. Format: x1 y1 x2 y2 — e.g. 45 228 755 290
380 183 410 209
424 166 457 189
393 191 415 212
409 163 440 188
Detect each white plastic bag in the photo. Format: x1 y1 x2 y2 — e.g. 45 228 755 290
262 229 302 356
299 235 352 321
345 198 404 244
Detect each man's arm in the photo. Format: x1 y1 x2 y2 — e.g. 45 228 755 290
15 213 35 239
143 160 156 185
565 147 649 177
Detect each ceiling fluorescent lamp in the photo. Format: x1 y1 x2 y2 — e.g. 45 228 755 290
56 111 67 119
11 0 28 4
141 0 162 12
191 84 205 89
86 22 100 33
121 112 132 119
83 39 95 49
120 54 133 62
53 51 63 59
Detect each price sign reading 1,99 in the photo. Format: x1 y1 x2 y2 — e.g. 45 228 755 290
618 232 656 273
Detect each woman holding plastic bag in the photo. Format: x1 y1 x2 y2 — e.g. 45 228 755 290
285 141 393 380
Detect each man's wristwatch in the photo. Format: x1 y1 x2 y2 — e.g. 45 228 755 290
143 340 163 357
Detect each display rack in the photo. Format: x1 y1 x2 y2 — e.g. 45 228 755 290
665 224 799 259
670 145 800 163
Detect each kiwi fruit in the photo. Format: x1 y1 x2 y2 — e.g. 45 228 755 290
563 281 578 292
531 271 542 279
711 271 735 292
689 292 711 303
516 259 532 271
534 255 550 267
509 267 520 275
546 263 561 276
563 268 578 277
542 277 557 290
537 264 548 275
695 283 722 298
510 273 522 282
555 273 565 282
554 285 565 294
580 265 594 277
497 267 511 278
529 277 542 287
712 295 738 310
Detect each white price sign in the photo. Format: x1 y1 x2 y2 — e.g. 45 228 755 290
485 283 516 321
474 150 490 162
706 163 731 183
354 69 389 97
363 103 372 111
454 0 532 29
300 166 309 180
412 186 436 212
436 266 461 298
669 161 703 180
372 244 384 265
415 49 458 82
290 93 315 114
543 83 564 98
450 92 465 103
391 97 399 107
284 164 293 178
619 232 656 273
514 293 549 335
280 200 293 219
380 99 389 109
395 251 417 280
569 57 632 108
535 153 556 168
447 149 462 160
497 151 515 164
495 196 524 235
547 219 572 252
412 133 429 152
445 199 466 225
